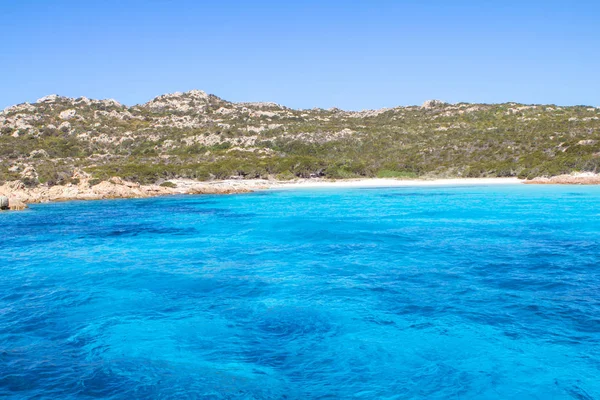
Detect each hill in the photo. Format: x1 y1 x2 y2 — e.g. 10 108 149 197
1 90 599 186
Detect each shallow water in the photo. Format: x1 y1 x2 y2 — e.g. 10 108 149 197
1 185 599 399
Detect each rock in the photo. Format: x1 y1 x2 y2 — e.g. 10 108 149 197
525 173 600 185
72 169 91 180
578 140 597 146
0 176 269 206
421 100 446 109
36 94 60 103
186 184 253 195
20 166 38 181
144 90 210 112
187 89 209 99
29 149 49 159
0 194 27 211
98 99 123 108
3 103 35 113
238 101 284 109
59 109 76 120
108 176 140 188
9 199 27 211
74 97 92 106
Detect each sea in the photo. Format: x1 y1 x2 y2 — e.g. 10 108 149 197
1 184 599 399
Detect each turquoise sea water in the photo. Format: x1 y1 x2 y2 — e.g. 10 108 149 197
1 185 599 399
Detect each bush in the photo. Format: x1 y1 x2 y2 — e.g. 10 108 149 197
275 171 296 180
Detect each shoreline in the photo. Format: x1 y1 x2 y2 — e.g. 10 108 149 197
273 177 521 189
1 177 522 210
4 174 600 210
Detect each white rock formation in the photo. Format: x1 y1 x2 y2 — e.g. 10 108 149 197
37 94 61 103
421 100 446 109
59 109 76 120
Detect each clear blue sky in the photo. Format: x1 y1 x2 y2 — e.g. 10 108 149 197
1 0 599 110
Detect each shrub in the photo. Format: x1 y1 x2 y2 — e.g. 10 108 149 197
275 170 296 180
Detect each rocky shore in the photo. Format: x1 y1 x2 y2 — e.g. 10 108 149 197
0 195 27 211
524 173 600 185
0 175 270 211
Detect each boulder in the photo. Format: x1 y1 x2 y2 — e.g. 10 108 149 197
29 149 49 159
59 109 76 120
525 173 600 185
421 99 446 109
578 140 598 146
9 199 27 211
0 196 8 210
36 94 60 103
20 166 38 181
58 121 71 131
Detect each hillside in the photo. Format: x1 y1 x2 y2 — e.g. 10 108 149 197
1 90 599 187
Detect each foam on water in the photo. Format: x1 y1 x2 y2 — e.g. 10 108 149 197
1 185 599 399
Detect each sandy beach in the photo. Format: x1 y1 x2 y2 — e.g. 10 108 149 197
271 177 522 189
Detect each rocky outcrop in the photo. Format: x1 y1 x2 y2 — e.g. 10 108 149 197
9 199 27 211
0 178 173 204
525 173 600 185
0 176 270 209
186 186 253 195
421 100 446 109
143 90 211 112
0 193 28 211
59 109 77 120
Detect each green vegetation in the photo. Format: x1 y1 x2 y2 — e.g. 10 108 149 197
1 92 599 186
159 181 177 188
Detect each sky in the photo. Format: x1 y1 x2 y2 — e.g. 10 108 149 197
1 0 599 110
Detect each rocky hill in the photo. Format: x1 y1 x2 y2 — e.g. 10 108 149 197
1 90 599 186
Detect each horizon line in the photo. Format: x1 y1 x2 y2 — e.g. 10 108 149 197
3 89 599 113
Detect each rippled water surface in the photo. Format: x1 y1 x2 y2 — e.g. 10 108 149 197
1 185 600 399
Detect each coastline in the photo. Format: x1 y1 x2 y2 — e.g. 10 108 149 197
524 173 600 185
0 177 522 210
3 173 600 210
273 177 521 189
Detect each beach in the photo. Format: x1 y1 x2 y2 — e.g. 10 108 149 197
0 177 523 209
274 177 521 188
7 174 600 210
